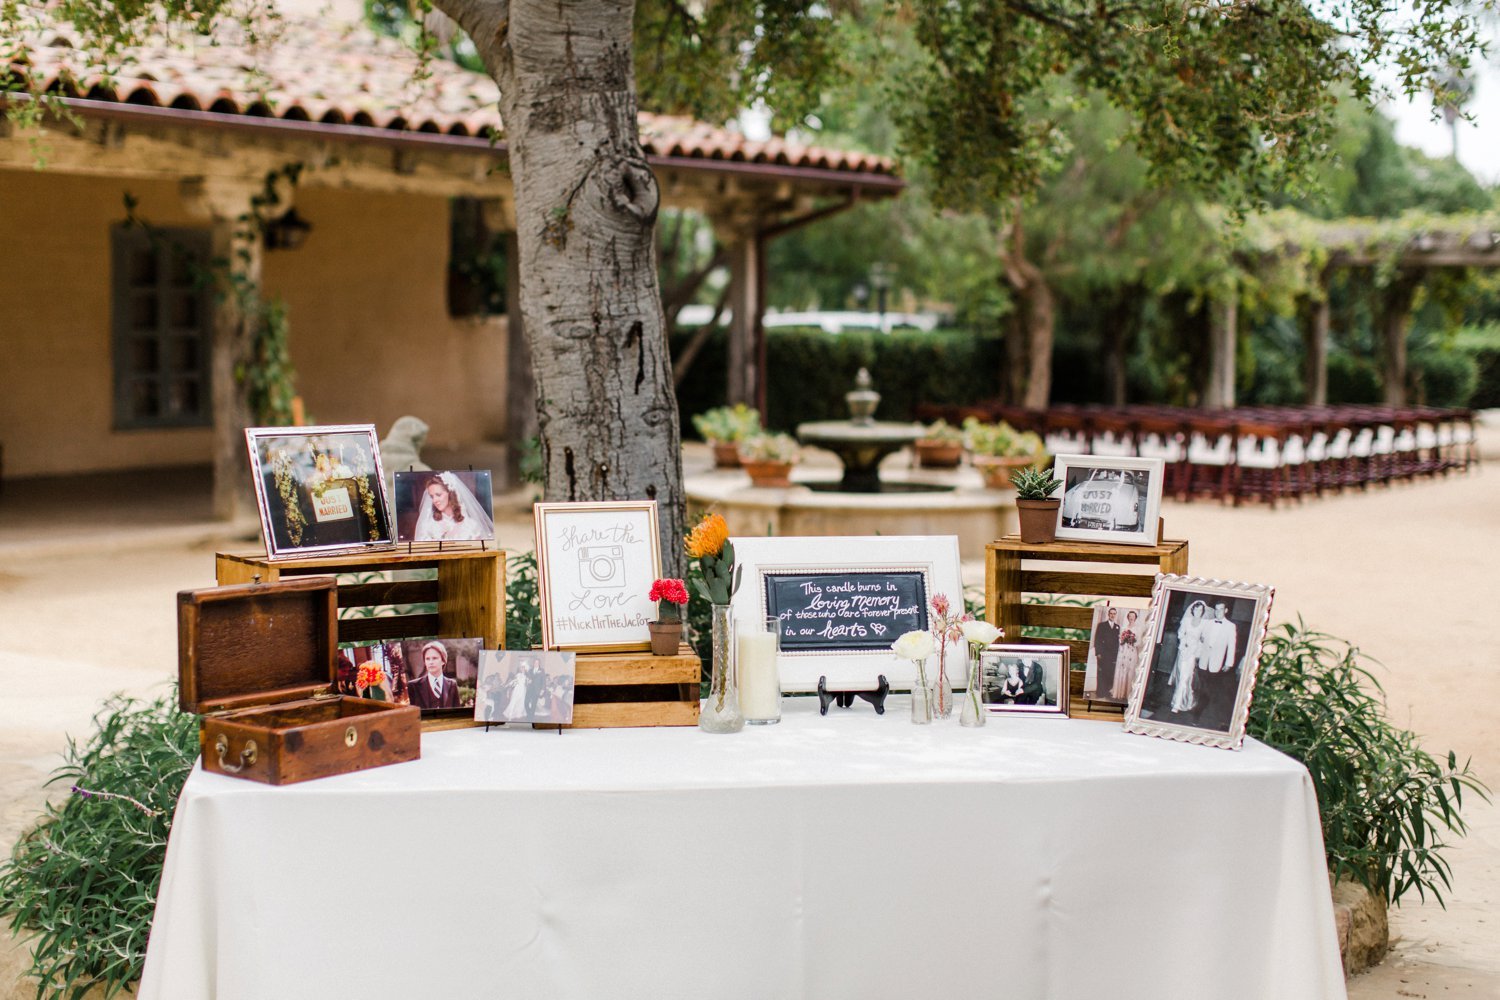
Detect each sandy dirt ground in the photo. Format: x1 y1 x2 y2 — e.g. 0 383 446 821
0 424 1496 998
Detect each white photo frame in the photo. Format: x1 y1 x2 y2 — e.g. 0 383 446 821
534 501 662 652
730 535 964 693
980 644 1070 716
1123 574 1276 750
1052 454 1166 547
245 424 396 561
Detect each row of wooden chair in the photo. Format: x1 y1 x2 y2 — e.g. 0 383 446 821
917 403 1481 508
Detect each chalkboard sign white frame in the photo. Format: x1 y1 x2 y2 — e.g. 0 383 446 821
730 536 965 693
534 500 662 652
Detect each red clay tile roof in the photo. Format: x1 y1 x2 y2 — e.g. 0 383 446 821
8 14 898 178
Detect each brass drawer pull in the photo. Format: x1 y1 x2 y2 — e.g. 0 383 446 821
214 735 258 773
344 726 358 748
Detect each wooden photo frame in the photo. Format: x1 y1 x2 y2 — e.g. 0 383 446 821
1123 574 1276 750
1053 454 1166 547
730 535 964 693
534 501 662 652
979 643 1070 716
246 424 395 560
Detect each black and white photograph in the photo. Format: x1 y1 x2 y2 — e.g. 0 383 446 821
1082 601 1150 704
980 644 1069 716
475 650 577 725
1053 454 1166 546
393 470 496 544
1124 576 1275 750
246 424 395 560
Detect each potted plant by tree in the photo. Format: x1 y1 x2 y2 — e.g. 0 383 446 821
692 404 762 469
647 578 689 655
1011 466 1064 544
913 419 966 468
739 432 800 488
964 417 1047 489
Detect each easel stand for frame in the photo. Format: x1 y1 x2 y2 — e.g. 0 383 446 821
984 531 1189 721
816 675 890 715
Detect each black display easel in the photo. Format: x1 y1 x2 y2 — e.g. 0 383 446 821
817 674 889 715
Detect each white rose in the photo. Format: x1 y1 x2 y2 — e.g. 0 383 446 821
961 620 1002 646
891 630 936 661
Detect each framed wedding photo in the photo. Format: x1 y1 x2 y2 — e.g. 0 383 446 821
534 501 662 652
393 470 496 545
246 424 395 560
1123 575 1276 750
1081 601 1150 706
1053 454 1166 547
475 650 577 725
980 644 1069 716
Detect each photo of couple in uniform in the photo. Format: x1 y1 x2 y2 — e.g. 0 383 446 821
1136 591 1255 734
475 650 577 725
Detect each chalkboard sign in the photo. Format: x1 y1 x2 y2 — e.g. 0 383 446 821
765 571 930 652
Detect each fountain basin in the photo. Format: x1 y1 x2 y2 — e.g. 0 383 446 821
796 420 926 492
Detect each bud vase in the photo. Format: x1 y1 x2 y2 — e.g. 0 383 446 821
935 649 953 719
910 660 935 724
960 648 987 727
700 603 744 733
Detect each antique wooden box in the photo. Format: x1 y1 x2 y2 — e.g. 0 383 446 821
178 577 421 784
985 535 1189 721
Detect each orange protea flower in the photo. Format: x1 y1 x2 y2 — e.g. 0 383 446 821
356 664 385 689
685 513 730 559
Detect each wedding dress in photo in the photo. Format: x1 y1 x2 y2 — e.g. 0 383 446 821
503 669 531 721
413 472 495 542
1169 601 1208 713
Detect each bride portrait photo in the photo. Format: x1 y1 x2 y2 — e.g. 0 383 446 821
394 470 496 544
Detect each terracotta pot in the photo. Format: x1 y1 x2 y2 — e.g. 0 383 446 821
743 460 794 488
648 620 683 656
1016 498 1062 544
973 454 1036 490
914 439 964 468
711 442 741 469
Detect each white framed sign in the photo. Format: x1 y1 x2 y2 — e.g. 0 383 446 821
534 501 662 652
730 535 964 693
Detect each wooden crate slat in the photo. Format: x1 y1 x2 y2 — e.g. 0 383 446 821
1019 604 1096 629
336 613 443 643
338 580 440 608
999 538 1188 563
1021 570 1156 598
438 554 506 650
576 655 699 686
567 701 700 728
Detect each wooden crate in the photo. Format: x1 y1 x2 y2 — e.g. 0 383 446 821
567 644 701 728
217 549 505 650
985 535 1189 721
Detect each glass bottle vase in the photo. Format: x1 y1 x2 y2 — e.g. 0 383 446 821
960 646 987 728
699 603 744 733
910 660 934 724
935 648 954 720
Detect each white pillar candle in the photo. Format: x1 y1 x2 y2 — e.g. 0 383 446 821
737 629 782 724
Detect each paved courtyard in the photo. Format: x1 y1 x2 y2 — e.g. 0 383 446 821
0 422 1496 997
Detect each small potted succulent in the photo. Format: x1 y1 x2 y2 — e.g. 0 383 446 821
692 404 762 468
738 432 800 488
964 417 1047 489
1011 466 1064 544
913 419 966 468
647 578 689 655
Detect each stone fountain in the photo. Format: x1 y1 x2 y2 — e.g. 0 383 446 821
795 369 928 493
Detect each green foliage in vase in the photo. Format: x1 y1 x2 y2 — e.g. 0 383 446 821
1010 466 1062 501
0 693 200 1000
1248 622 1488 907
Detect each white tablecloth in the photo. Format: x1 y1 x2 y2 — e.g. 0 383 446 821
139 700 1345 1000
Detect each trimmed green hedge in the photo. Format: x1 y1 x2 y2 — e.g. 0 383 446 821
673 326 1005 433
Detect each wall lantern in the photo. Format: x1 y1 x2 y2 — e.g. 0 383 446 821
264 208 313 251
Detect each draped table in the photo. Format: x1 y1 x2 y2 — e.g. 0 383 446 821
139 699 1345 1000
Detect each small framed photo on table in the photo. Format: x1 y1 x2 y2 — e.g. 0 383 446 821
1053 454 1166 546
1123 575 1276 750
246 424 395 560
534 501 662 652
393 470 496 544
980 644 1070 716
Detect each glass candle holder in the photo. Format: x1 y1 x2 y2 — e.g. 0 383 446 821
738 616 783 725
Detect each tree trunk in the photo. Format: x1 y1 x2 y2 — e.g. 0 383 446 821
999 212 1054 410
1303 274 1330 406
1381 275 1419 407
1103 289 1137 407
443 0 685 573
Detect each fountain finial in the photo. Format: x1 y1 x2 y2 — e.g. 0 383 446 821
846 367 880 426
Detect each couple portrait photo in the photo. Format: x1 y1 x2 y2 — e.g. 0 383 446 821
476 650 577 725
980 646 1068 715
1083 603 1148 704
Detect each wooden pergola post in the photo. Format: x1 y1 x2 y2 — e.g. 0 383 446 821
1203 294 1238 409
724 230 763 408
1381 274 1420 406
181 175 264 522
1304 269 1331 406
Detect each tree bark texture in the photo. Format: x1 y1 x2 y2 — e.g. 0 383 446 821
1203 295 1238 410
1000 215 1055 410
443 0 686 572
1381 276 1419 407
1303 276 1330 406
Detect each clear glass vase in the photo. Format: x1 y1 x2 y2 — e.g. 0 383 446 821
935 648 954 720
910 660 934 724
960 646 987 728
700 603 744 733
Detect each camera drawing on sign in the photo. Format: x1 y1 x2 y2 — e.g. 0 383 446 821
1125 576 1275 749
245 424 394 559
393 470 495 544
475 650 577 725
1053 455 1165 546
1083 602 1149 705
980 644 1069 715
336 638 482 715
